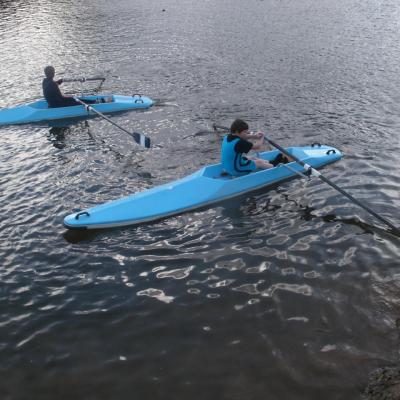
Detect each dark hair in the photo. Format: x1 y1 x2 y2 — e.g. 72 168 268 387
44 65 55 78
230 119 248 134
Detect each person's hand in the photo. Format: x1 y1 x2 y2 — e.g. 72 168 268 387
56 79 63 85
255 131 264 139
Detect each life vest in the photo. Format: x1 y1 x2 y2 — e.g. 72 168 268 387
221 134 256 176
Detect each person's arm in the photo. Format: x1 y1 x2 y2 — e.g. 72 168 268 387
54 80 74 99
241 131 261 140
249 132 265 151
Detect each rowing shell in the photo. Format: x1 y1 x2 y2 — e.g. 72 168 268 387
63 145 342 230
0 94 153 125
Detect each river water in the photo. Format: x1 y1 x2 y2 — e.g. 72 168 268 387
1 0 400 399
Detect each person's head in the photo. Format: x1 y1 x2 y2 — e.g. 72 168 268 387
44 65 55 79
230 119 249 135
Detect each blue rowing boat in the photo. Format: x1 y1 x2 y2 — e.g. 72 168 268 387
0 94 153 126
63 145 342 230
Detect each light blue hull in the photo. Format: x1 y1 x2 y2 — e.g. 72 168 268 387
0 94 153 126
64 145 342 230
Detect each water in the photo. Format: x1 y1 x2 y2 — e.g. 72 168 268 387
1 0 400 399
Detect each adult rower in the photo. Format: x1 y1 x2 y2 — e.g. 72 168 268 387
42 65 97 108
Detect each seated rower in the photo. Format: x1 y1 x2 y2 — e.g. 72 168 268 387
221 119 291 176
42 66 97 108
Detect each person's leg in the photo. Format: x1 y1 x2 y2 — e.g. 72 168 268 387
254 158 274 169
64 98 81 107
271 153 291 167
78 99 97 104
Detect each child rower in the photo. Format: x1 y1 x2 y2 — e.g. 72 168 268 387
221 119 290 176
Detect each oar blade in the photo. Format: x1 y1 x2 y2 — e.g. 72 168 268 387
213 124 229 132
129 132 151 149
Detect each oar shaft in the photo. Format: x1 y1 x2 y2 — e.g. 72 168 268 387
85 76 105 81
264 136 304 166
264 136 400 233
74 98 150 148
318 174 399 232
76 98 128 134
282 163 310 180
63 76 105 83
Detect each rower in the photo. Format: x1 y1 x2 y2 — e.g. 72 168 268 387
42 66 97 108
221 119 291 176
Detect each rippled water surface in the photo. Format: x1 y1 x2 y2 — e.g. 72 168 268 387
1 0 400 399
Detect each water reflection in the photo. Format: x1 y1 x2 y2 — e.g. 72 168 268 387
47 125 69 149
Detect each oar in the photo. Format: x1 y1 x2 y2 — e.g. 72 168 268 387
267 135 400 233
213 124 230 132
74 98 151 148
63 76 106 83
214 124 400 233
